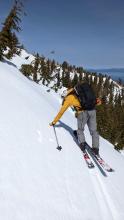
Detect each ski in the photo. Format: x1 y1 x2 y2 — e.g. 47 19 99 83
83 151 95 169
73 130 94 168
85 144 114 172
92 153 114 172
73 130 114 172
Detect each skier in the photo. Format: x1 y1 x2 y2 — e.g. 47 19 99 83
50 82 101 155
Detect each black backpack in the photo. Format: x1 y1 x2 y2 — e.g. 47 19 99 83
74 83 96 110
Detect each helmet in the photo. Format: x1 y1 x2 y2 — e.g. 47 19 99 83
61 89 68 98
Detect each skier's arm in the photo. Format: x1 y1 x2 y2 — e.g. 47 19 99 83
50 98 71 125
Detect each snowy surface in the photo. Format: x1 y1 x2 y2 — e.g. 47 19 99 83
0 53 124 220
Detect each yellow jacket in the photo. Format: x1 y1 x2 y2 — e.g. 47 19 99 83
52 89 82 124
52 88 102 125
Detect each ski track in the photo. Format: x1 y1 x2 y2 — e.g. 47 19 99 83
63 140 119 220
64 152 87 220
88 167 119 220
63 143 101 220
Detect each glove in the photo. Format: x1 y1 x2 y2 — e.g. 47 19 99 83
96 98 102 105
49 121 56 126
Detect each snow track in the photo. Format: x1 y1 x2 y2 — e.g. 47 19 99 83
62 143 119 220
89 168 119 220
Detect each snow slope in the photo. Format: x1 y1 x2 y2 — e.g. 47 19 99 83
0 55 124 220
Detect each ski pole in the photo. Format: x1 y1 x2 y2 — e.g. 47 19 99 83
53 126 62 151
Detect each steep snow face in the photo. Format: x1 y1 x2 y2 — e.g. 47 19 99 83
10 49 35 68
0 56 124 220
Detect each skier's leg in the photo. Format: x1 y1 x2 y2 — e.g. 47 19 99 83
77 111 88 146
87 110 99 150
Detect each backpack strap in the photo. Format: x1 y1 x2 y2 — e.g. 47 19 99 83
62 88 75 105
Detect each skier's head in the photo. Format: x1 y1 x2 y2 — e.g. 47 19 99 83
61 89 68 98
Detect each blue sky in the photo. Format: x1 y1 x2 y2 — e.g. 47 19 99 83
0 0 124 68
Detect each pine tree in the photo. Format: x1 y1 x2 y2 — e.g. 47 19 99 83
51 59 56 72
56 72 61 88
62 61 68 72
0 0 24 60
71 73 78 87
62 71 71 88
20 64 33 77
32 53 40 82
0 47 3 60
46 59 52 79
39 57 49 85
79 73 83 82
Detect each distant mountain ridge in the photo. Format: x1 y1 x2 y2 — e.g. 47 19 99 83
88 68 124 73
87 68 124 82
